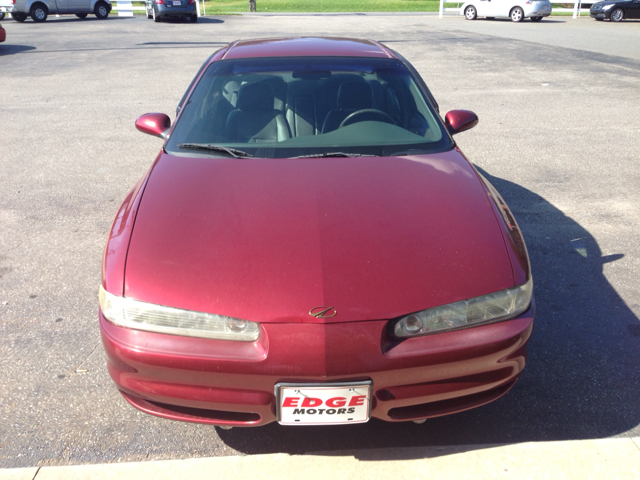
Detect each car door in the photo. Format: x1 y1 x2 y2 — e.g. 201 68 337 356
476 0 492 15
628 0 640 18
71 0 93 12
54 0 74 12
488 0 510 16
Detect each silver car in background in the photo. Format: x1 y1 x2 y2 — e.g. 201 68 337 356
1 0 111 22
460 0 552 21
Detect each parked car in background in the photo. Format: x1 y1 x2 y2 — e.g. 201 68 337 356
590 0 640 21
145 0 197 22
99 37 535 428
5 0 111 22
461 0 552 21
0 1 12 18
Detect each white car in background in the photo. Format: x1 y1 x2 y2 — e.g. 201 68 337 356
1 0 111 22
460 0 552 21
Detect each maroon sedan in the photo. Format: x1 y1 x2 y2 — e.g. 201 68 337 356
99 37 534 428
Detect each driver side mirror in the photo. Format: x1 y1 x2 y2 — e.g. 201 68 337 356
135 113 171 139
444 110 479 136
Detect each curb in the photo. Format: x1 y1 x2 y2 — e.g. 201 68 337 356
2 437 640 480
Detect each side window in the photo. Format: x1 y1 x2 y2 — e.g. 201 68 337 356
386 88 402 126
176 54 215 116
406 79 442 142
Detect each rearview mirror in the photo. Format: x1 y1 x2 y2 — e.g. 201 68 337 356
444 110 479 136
135 113 171 139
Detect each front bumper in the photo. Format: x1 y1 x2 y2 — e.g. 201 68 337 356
100 301 535 427
590 10 607 18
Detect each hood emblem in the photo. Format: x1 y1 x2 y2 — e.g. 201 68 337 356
309 306 337 318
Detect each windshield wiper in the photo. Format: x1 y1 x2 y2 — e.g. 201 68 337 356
288 152 379 159
177 143 254 158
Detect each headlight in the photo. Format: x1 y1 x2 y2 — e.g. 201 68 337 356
99 286 260 342
393 278 533 338
602 4 614 9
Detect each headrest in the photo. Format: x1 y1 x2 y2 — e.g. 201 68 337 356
222 80 240 107
237 82 274 112
337 82 373 110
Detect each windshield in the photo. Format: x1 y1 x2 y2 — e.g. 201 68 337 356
166 56 453 158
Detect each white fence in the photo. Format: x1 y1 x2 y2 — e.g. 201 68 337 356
438 0 592 18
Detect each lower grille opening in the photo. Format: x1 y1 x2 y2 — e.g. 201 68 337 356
150 400 261 423
121 391 261 424
378 367 515 401
387 379 516 420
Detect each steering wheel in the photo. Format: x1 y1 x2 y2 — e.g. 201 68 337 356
339 109 396 129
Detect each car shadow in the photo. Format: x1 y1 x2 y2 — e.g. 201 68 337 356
190 17 225 23
482 17 567 22
0 44 36 55
139 41 228 46
4 15 136 23
216 168 640 456
148 16 224 24
48 16 135 22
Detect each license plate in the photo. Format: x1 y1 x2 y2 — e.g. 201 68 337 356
275 381 372 425
172 1 181 5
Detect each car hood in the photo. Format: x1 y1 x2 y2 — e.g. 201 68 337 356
124 149 514 324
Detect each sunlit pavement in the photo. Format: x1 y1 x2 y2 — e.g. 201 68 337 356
2 438 640 479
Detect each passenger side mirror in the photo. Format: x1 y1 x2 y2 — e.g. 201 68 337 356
135 113 171 139
444 110 479 136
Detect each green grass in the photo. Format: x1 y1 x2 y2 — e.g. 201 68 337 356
200 0 449 13
111 0 584 15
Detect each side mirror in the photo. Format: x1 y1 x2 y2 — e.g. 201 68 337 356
135 113 171 139
444 110 479 136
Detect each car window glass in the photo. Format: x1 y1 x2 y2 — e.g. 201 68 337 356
166 57 452 158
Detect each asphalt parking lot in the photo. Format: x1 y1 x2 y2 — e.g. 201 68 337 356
1 12 639 469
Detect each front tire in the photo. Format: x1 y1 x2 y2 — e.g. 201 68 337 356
510 6 524 22
30 3 48 22
76 12 88 18
464 5 477 20
530 15 543 21
95 1 109 19
0 12 5 19
11 12 27 21
610 8 624 21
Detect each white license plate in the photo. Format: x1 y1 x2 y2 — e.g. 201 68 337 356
172 1 181 5
275 381 372 425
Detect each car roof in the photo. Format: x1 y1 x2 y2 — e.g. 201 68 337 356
221 37 397 60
